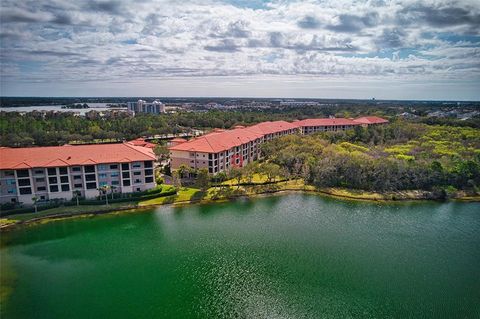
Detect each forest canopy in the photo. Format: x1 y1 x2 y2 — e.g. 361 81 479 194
260 122 480 194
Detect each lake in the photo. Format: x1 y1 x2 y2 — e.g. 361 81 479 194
0 103 126 115
1 194 479 318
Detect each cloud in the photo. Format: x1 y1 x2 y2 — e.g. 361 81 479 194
0 0 478 98
297 15 322 29
375 28 406 48
0 8 50 23
85 1 124 15
398 3 480 28
51 13 72 25
327 12 379 33
204 39 241 52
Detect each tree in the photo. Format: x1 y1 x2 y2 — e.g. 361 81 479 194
229 167 243 189
243 162 259 184
72 190 81 206
178 164 190 179
172 171 182 189
196 168 210 191
154 144 169 161
32 196 38 213
261 162 281 183
98 185 110 205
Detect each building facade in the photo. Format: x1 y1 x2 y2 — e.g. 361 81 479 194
127 100 165 114
169 121 300 174
169 116 388 174
0 143 156 205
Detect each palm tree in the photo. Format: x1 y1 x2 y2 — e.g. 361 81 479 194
98 185 110 205
72 190 81 206
32 196 38 213
110 185 117 200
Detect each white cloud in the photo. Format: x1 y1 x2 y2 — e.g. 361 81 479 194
0 0 479 98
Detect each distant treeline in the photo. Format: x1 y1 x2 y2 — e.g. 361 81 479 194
260 122 480 194
0 106 479 147
2 96 480 108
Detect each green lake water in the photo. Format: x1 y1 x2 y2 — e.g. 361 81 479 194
1 194 479 318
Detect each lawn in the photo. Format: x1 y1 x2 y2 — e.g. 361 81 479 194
221 173 283 185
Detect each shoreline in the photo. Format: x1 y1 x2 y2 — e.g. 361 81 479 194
1 185 478 231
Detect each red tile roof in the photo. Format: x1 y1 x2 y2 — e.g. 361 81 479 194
0 143 156 170
169 121 296 153
247 121 299 135
296 118 359 127
353 116 389 124
168 117 388 154
127 138 156 148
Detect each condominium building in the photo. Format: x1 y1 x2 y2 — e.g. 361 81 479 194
169 116 388 173
169 121 298 174
352 116 389 126
127 100 165 114
0 143 156 205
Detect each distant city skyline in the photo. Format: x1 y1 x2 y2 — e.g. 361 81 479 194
1 0 479 100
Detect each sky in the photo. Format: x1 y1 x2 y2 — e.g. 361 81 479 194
0 0 479 100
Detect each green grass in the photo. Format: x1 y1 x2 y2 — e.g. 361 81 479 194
3 202 139 223
221 173 282 185
0 185 177 225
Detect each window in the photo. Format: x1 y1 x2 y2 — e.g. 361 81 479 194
60 176 69 183
85 174 96 181
36 177 45 183
132 162 141 168
7 188 16 194
48 177 58 184
110 164 119 170
84 165 95 173
122 172 130 179
72 166 81 172
121 163 129 170
133 171 141 176
111 172 119 177
144 169 153 176
19 187 32 195
74 175 82 180
61 184 70 191
97 164 108 171
37 186 46 191
99 181 108 187
123 180 131 186
112 180 119 185
144 161 153 168
4 170 14 177
145 176 154 183
6 179 15 185
49 185 59 192
74 183 82 188
134 179 142 184
98 173 107 179
59 167 68 175
18 179 31 186
47 168 57 175
86 182 97 189
17 169 29 178
34 169 44 175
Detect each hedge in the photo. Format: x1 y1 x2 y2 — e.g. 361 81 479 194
0 188 177 217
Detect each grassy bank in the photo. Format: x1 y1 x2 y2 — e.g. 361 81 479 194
1 179 478 230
